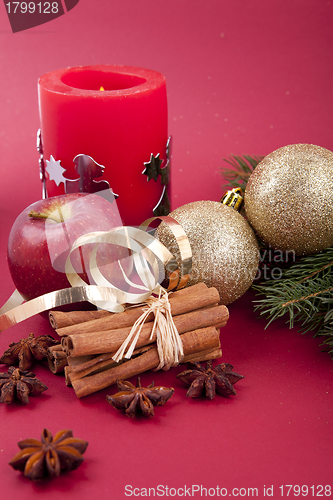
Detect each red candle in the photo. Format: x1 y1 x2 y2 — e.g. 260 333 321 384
38 65 169 226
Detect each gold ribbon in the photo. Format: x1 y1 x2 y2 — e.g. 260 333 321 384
0 217 192 333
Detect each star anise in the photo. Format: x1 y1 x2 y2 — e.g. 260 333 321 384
0 332 59 371
9 428 88 481
0 366 48 404
177 360 244 399
106 377 174 417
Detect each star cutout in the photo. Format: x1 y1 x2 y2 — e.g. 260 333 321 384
142 153 163 182
45 155 66 186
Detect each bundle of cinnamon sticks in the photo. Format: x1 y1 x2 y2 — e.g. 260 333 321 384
47 283 229 398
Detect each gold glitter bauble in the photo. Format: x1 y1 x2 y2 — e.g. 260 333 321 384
155 200 259 305
244 144 333 256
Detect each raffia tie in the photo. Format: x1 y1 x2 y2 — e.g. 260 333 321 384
112 289 184 371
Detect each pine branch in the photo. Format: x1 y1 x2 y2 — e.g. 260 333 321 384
221 155 263 191
318 296 333 355
253 248 333 356
283 247 333 282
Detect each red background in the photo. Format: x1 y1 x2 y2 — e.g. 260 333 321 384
0 1 332 498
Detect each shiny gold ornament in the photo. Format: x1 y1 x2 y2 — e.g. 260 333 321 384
244 144 333 256
155 200 259 305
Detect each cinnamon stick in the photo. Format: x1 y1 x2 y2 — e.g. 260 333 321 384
64 366 73 386
183 347 222 363
71 326 221 398
50 283 209 330
49 309 111 329
55 283 217 337
63 355 95 384
62 304 228 358
66 355 95 367
68 349 151 384
68 353 120 382
68 345 223 384
47 345 68 374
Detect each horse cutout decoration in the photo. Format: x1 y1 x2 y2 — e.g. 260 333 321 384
65 154 113 195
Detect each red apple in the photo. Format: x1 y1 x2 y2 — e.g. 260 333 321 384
7 192 130 302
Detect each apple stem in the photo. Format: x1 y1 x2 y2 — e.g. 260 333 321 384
28 210 64 224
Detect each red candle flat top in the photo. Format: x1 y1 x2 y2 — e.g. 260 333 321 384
38 64 166 97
